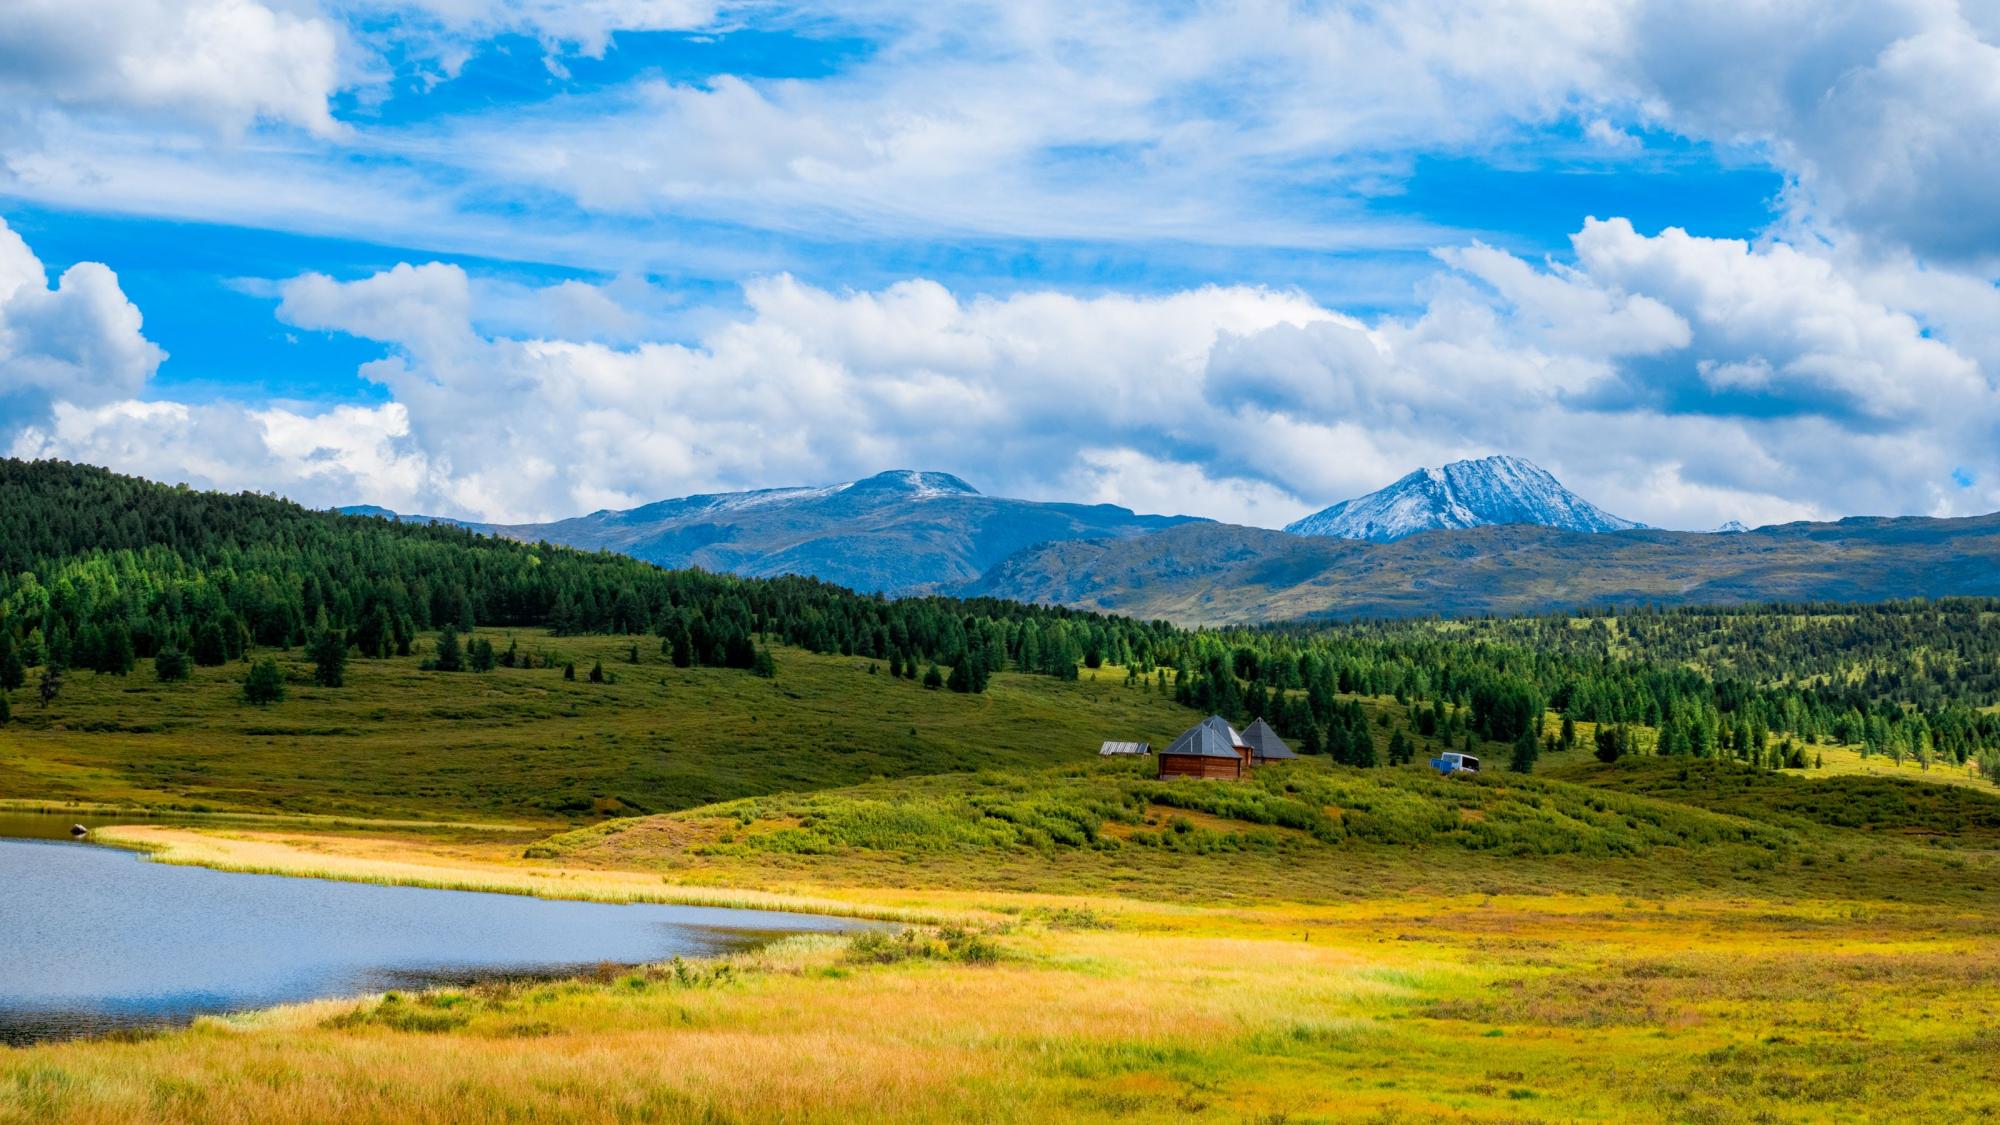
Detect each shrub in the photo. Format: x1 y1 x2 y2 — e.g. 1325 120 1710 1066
154 647 192 682
243 659 286 706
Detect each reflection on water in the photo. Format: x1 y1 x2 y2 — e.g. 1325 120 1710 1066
0 814 867 1045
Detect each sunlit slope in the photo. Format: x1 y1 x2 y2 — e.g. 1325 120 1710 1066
530 753 2000 905
0 634 1198 823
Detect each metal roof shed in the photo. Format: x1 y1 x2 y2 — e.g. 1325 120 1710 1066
1240 718 1297 762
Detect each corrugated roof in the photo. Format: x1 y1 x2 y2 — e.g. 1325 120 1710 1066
1099 740 1151 755
1161 715 1246 759
1240 718 1296 760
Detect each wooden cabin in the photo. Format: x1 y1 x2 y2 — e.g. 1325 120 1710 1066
1157 716 1253 780
1239 718 1297 763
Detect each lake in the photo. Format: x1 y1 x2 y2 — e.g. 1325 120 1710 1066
0 812 869 1045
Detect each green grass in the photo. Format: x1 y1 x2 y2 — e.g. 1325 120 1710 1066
1551 756 2000 845
535 753 2000 909
0 633 1200 824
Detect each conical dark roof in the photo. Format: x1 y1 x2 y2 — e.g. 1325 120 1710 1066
1240 718 1296 760
1162 715 1246 759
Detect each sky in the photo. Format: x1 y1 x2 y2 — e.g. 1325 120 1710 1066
2 1 1999 531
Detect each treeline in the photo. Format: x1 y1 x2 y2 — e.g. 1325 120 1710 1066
3 460 1997 786
1265 604 2000 775
0 460 1175 700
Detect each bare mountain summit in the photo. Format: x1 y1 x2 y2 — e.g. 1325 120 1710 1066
1284 455 1642 541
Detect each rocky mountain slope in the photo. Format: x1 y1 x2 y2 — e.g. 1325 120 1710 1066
1285 455 1642 541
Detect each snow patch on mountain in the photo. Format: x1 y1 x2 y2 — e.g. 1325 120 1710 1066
1284 456 1643 542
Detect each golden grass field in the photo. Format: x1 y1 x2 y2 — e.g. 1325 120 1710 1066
4 634 1999 1123
3 818 1996 1124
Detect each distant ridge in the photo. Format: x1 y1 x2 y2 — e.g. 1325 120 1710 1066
969 512 2000 625
342 470 1200 595
1285 455 1642 541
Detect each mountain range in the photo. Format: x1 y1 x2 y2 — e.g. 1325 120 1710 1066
967 514 2000 623
344 470 1200 595
343 458 2000 624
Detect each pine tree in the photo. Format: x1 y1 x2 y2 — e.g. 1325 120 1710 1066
243 659 285 706
752 648 776 678
563 661 576 681
469 638 496 673
434 626 464 672
1388 727 1412 765
923 664 944 690
1510 725 1539 773
308 629 348 687
588 660 606 683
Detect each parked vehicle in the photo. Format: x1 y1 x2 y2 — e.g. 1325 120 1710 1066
1430 751 1480 776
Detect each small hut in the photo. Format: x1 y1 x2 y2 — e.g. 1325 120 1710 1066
1239 718 1297 763
1157 715 1251 780
1099 740 1151 757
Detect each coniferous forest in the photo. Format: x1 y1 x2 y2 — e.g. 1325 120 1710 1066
3 459 1997 782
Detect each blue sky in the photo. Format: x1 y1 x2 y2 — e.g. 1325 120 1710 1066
1 2 1997 529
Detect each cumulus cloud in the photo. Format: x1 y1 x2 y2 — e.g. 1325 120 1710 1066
0 218 164 427
0 0 342 135
1622 0 2000 264
18 213 2000 532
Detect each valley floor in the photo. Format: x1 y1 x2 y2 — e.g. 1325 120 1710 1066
3 809 1996 1124
4 637 1997 1122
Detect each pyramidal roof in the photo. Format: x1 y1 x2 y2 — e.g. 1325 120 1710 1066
1163 715 1246 759
1240 718 1296 760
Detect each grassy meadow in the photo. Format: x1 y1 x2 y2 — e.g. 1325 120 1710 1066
0 632 1197 822
5 634 2000 1122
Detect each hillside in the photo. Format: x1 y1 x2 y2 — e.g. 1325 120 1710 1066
0 633 1198 823
347 469 1202 595
1286 455 1642 540
531 750 2000 906
970 513 2000 623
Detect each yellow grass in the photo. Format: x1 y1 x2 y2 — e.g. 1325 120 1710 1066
1786 742 1995 789
6 822 1997 1123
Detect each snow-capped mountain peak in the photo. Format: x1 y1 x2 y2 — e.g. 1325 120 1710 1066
1284 455 1643 542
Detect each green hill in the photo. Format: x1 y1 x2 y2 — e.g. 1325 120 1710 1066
1552 756 2000 845
0 633 1198 823
527 752 2000 906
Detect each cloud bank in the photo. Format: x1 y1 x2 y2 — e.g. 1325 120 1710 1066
9 214 1997 531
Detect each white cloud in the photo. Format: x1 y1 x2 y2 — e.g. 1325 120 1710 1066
0 218 164 422
21 211 2000 534
1619 0 2000 264
278 262 475 355
0 0 342 136
9 399 432 511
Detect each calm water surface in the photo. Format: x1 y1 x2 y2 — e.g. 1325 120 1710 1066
0 813 867 1045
